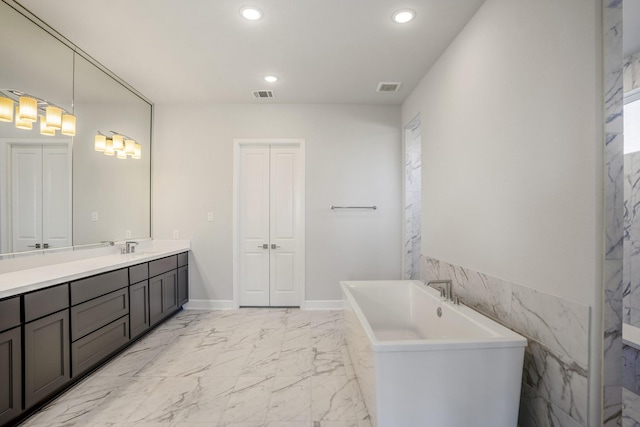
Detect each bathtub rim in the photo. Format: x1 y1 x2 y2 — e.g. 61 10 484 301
341 279 527 353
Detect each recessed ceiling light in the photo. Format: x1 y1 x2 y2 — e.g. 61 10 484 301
392 9 416 24
240 6 263 21
264 75 278 83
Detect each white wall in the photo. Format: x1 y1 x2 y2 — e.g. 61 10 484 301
402 0 602 306
153 104 402 303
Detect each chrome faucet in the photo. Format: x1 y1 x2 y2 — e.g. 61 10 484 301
426 279 453 302
123 241 139 254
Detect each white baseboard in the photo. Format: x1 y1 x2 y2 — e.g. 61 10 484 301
303 300 345 310
184 299 344 310
183 300 236 310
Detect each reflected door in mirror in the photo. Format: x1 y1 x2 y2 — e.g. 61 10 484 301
11 145 71 252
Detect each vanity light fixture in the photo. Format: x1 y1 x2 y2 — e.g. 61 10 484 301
0 90 76 136
264 75 278 83
0 97 13 122
240 6 263 20
94 133 107 151
39 116 56 136
14 106 33 130
18 96 38 122
104 138 115 156
124 138 136 155
392 9 416 24
61 114 76 136
112 134 124 151
45 105 62 129
95 131 141 160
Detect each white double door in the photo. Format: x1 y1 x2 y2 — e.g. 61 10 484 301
11 145 71 252
238 143 304 307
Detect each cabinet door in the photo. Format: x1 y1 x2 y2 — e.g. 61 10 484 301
24 310 70 409
149 275 164 326
178 265 188 307
130 280 150 339
0 327 21 425
163 270 178 315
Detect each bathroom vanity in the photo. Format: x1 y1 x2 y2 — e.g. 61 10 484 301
0 241 189 426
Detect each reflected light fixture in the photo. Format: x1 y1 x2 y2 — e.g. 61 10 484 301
61 114 76 136
0 90 76 136
39 116 56 136
264 75 278 83
94 133 106 152
104 138 115 156
45 106 62 130
112 134 124 151
240 6 262 20
0 97 13 122
14 106 33 130
18 96 37 122
125 139 136 156
392 9 416 24
95 131 141 160
133 142 142 160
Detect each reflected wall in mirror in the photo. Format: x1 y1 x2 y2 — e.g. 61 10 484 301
0 1 152 254
73 54 151 245
0 1 74 253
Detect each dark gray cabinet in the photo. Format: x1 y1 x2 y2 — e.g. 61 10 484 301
0 327 21 425
2 251 189 426
130 280 150 339
150 270 178 326
24 309 70 409
178 265 188 307
69 268 130 378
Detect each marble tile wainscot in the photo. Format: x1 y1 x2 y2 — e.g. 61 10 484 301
421 255 590 427
0 240 190 426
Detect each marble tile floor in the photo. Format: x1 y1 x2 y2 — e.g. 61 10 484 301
19 308 371 427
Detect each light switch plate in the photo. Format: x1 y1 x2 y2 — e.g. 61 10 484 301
207 212 214 222
173 230 179 239
91 212 98 221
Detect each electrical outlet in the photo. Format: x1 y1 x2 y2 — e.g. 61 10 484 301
207 212 214 222
173 230 179 239
91 212 98 221
125 230 132 238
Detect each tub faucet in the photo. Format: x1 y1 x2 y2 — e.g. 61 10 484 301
426 280 453 302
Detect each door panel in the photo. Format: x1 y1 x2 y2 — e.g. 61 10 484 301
239 147 270 306
269 147 302 306
238 143 303 307
42 146 71 249
11 147 42 252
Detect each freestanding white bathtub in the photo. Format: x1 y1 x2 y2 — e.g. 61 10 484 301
341 280 527 427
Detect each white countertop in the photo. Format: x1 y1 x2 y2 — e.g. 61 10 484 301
0 240 190 299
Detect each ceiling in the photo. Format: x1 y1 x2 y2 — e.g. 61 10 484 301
15 0 486 105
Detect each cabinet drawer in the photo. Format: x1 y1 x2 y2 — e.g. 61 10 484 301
71 269 128 306
129 263 148 284
71 288 129 341
149 255 177 277
24 284 68 323
71 315 129 378
0 297 20 332
177 252 188 267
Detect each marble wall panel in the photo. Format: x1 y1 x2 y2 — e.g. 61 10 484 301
421 255 589 427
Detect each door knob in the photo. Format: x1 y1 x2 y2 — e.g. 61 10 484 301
28 243 41 249
257 244 269 249
43 243 49 249
271 244 281 249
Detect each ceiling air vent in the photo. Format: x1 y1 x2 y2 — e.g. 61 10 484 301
252 90 275 99
376 82 401 93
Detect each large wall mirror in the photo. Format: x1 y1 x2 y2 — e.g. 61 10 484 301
0 1 152 254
